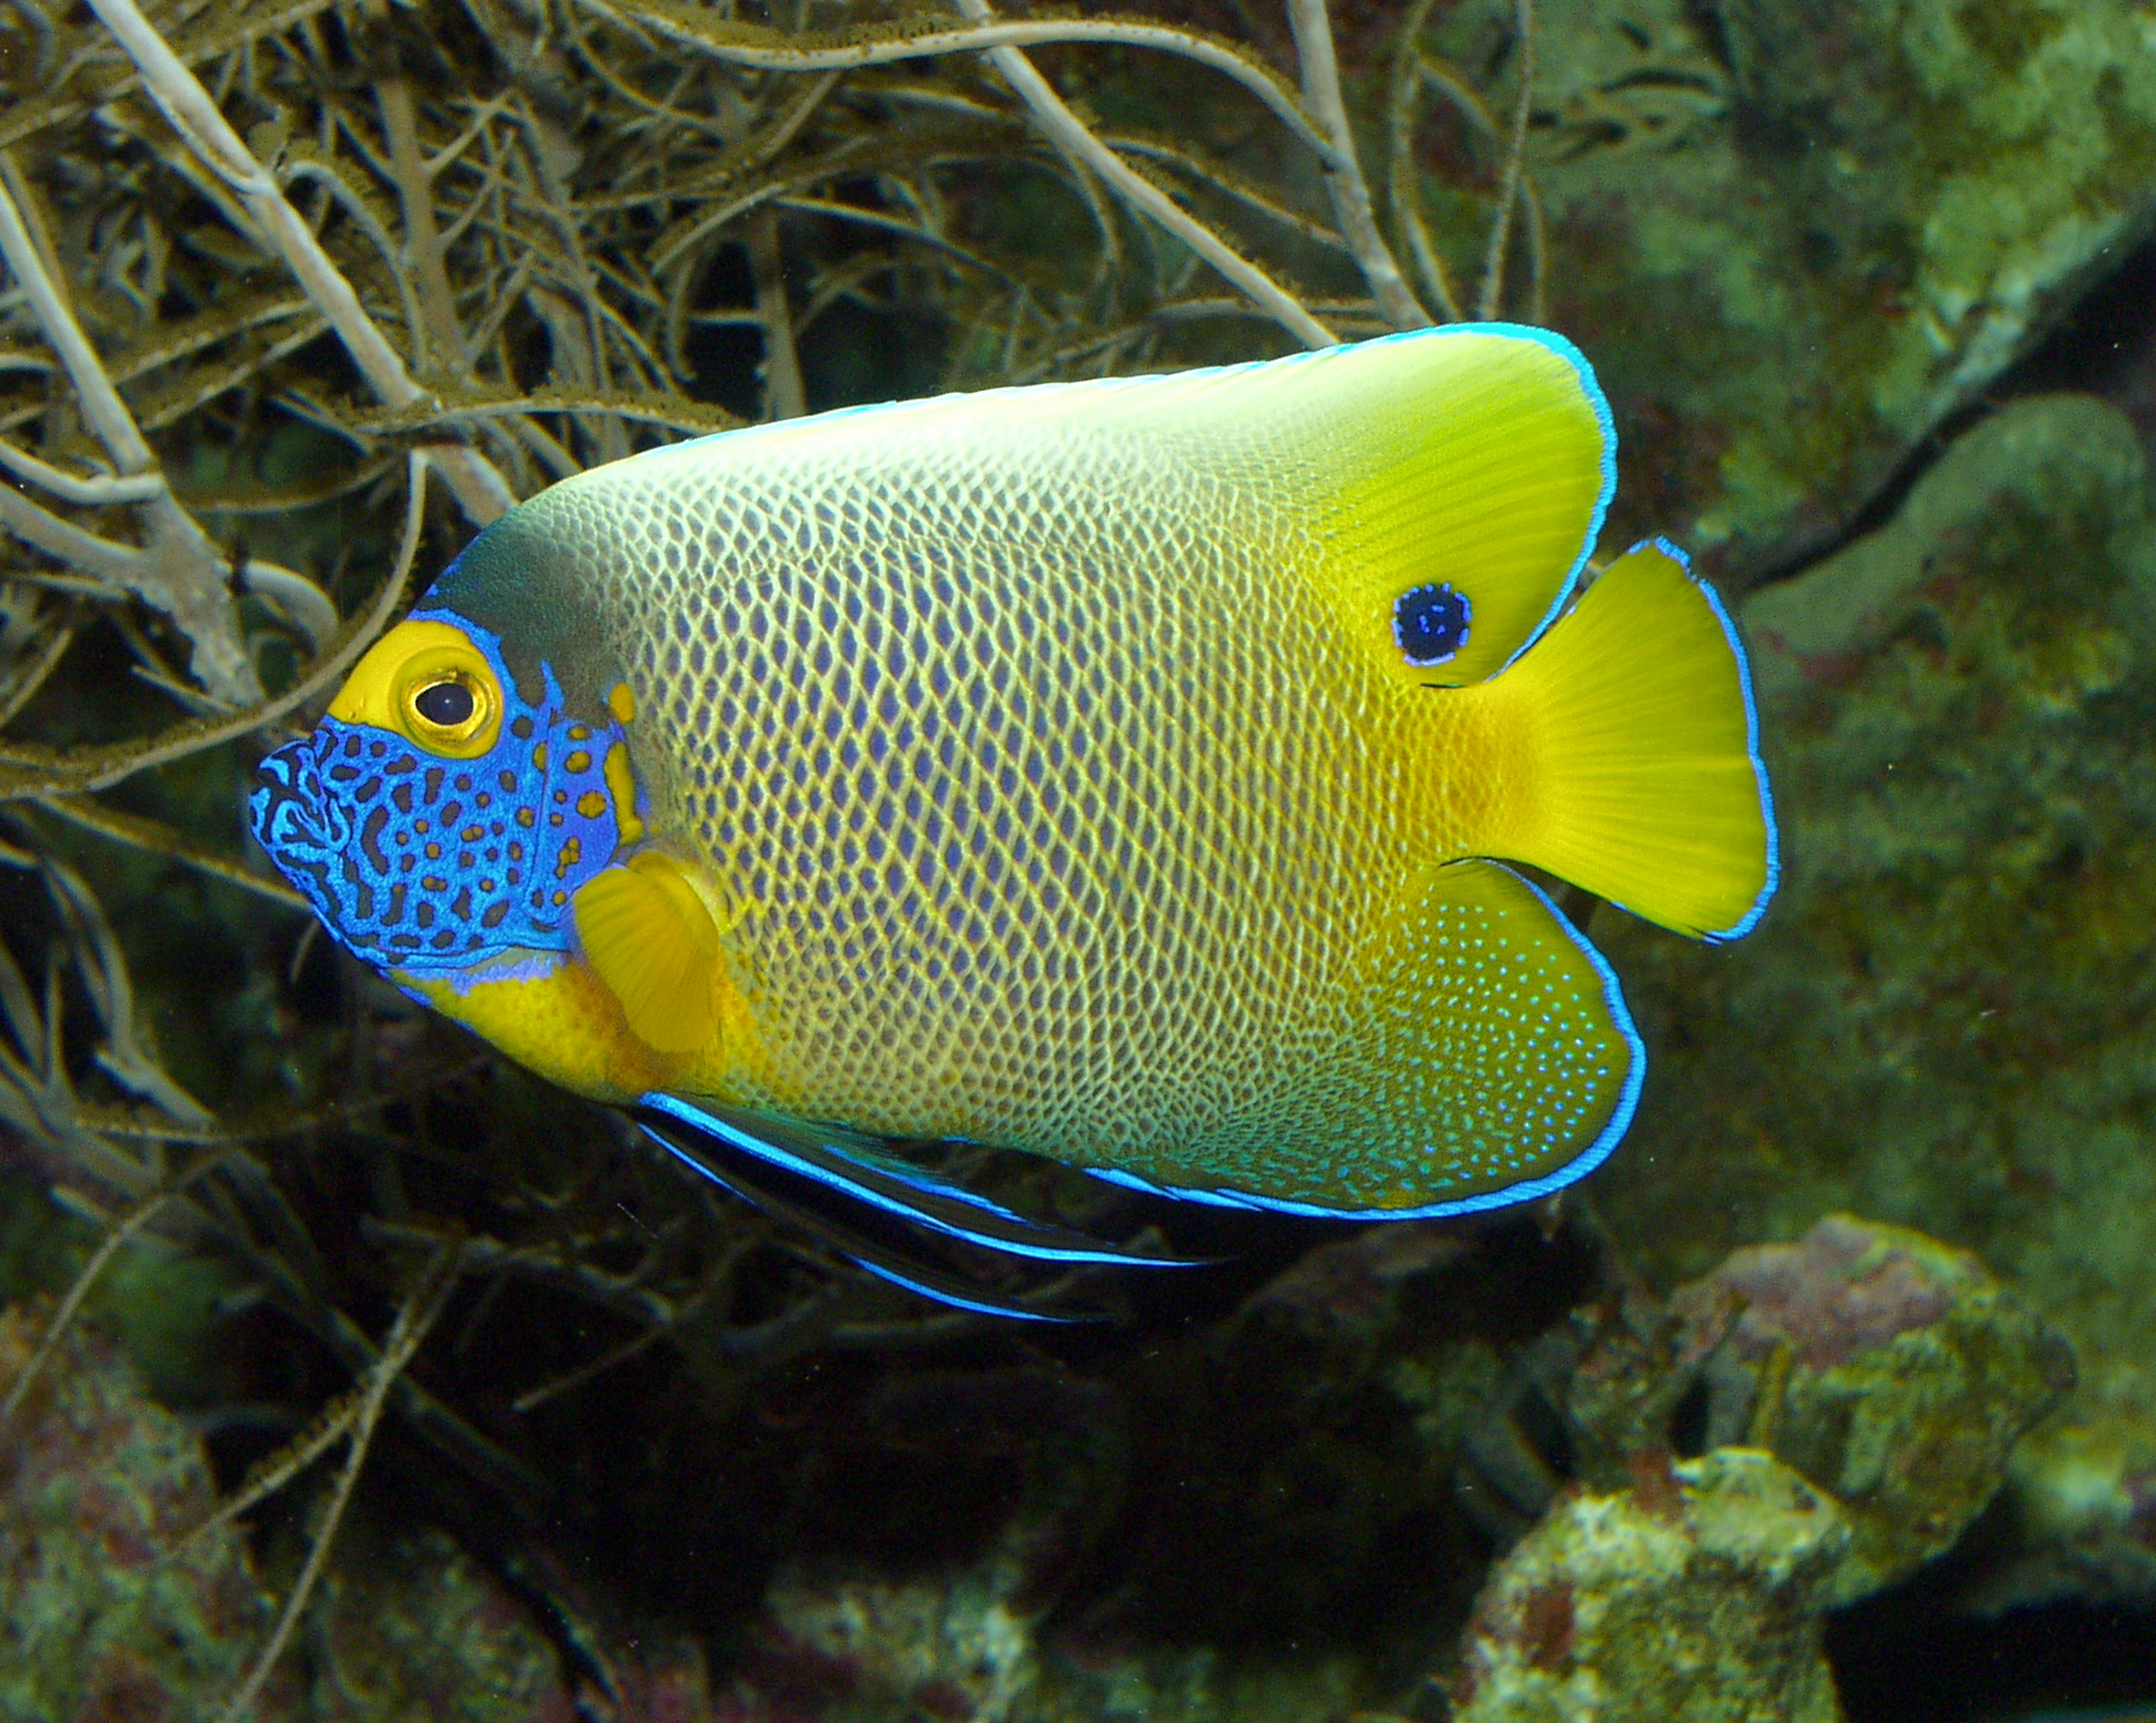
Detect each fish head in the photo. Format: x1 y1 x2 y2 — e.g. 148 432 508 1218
252 597 644 976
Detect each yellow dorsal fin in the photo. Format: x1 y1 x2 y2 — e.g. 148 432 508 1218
1047 325 1613 687
607 326 1610 689
573 851 721 1053
1275 326 1613 687
1070 326 1615 684
1461 540 1777 940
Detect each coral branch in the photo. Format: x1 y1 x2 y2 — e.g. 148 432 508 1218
32 794 312 912
366 0 470 377
82 0 517 525
215 1238 465 1723
0 164 259 700
1287 0 1429 329
1477 0 1537 320
951 0 1336 350
747 209 806 420
0 1188 174 1426
574 2 1340 168
0 437 164 505
1387 0 1464 321
0 454 430 802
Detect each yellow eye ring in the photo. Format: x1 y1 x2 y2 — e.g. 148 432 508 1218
401 669 494 750
329 619 505 759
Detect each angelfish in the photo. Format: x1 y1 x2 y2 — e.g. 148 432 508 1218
252 325 1776 1314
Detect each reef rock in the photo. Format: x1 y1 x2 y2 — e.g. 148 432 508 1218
0 1301 570 1722
1422 0 2156 577
1592 389 2156 1605
1452 1447 1850 1722
0 1302 277 1721
1671 1215 2075 1605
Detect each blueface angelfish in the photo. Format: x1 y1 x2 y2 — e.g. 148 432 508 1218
252 325 1776 1314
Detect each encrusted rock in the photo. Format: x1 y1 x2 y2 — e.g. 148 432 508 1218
734 1558 1041 1723
0 1302 571 1722
0 1301 280 1721
1424 0 2156 577
1593 389 2156 1603
1672 1215 2075 1604
1453 1447 1850 1722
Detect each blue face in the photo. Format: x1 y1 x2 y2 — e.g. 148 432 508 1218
250 609 627 973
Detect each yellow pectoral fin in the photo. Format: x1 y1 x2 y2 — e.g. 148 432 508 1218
573 851 724 1054
398 954 666 1104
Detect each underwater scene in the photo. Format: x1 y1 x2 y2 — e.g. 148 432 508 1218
2 0 2155 1716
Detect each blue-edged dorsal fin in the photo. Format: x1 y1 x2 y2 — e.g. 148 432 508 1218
1005 322 1615 687
1150 323 1616 690
636 1093 1195 1268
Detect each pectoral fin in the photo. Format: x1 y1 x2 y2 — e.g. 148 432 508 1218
573 851 721 1053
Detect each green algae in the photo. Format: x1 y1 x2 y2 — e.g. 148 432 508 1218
1416 0 2156 578
0 1298 570 1723
0 1303 279 1722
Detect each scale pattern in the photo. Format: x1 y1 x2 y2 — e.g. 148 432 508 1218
512 398 1632 1206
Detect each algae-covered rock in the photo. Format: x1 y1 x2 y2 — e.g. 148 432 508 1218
734 1558 1041 1723
304 1520 570 1722
0 1302 279 1722
1992 1414 2156 1608
0 1301 573 1722
1671 1215 2075 1605
1422 0 2156 577
1592 390 2156 1602
1452 1447 1850 1722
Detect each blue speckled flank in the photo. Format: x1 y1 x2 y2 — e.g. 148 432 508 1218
1086 864 1648 1221
1649 534 1781 942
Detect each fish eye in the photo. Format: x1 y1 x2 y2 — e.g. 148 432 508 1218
401 669 493 750
413 679 476 728
329 618 505 758
1394 582 1472 667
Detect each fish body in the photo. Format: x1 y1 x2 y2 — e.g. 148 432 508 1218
254 325 1775 1245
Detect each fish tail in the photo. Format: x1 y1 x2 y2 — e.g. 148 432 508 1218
1466 538 1777 940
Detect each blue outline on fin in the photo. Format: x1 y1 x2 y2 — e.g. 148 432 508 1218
636 1122 1086 1322
1085 863 1647 1222
1643 535 1780 942
1209 322 1616 675
842 1256 1080 1323
637 1092 1182 1268
1452 323 1619 672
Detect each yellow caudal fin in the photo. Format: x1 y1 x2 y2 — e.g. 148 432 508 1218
573 851 722 1052
1473 540 1777 940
